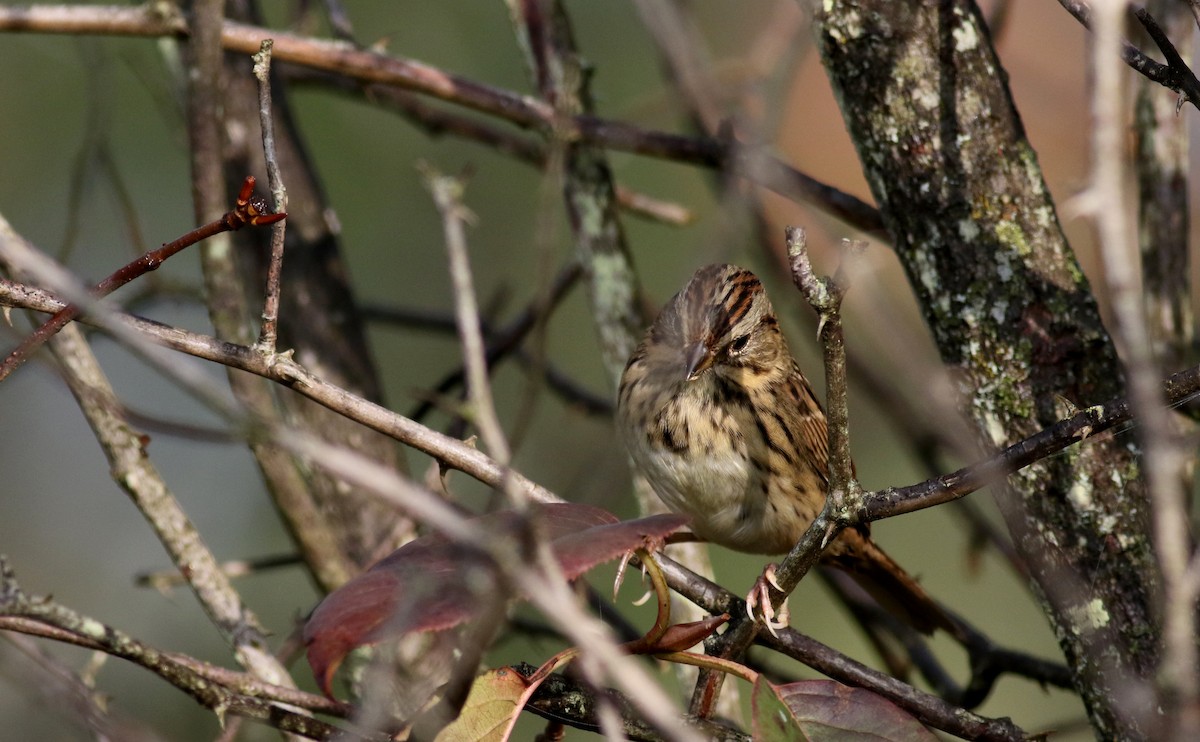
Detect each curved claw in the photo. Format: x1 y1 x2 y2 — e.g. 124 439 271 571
745 563 790 638
613 549 637 601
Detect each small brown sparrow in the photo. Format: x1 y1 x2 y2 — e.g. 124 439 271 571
617 263 951 633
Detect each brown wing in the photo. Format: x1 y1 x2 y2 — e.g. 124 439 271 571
790 365 956 634
786 359 873 537
786 360 830 485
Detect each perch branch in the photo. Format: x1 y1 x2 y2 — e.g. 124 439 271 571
6 266 1200 529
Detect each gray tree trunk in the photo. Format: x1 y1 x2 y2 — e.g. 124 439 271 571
812 2 1158 739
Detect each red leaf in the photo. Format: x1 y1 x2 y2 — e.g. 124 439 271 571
303 537 488 695
753 678 939 742
640 614 729 654
552 512 689 579
304 503 686 696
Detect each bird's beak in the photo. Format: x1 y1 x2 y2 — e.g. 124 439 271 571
684 340 715 381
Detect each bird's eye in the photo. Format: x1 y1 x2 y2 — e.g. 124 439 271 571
729 334 750 354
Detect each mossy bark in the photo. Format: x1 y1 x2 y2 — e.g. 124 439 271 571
813 2 1157 739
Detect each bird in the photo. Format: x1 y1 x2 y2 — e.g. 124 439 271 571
616 263 953 634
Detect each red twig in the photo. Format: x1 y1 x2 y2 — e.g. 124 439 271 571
0 176 284 382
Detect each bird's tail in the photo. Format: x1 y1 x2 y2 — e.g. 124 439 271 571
832 530 958 636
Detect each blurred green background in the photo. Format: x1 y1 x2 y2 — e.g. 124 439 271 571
0 1 1135 739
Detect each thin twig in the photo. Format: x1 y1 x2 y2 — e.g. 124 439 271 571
651 557 1029 741
360 301 472 334
407 261 582 422
135 553 303 590
0 616 345 718
189 0 360 594
359 295 613 416
252 39 289 353
0 176 282 382
772 231 865 606
8 270 1200 537
321 0 357 43
0 5 882 236
820 570 1072 708
0 559 352 740
423 166 516 492
1057 0 1200 109
45 319 303 693
1133 7 1200 108
611 185 693 226
505 0 645 385
288 70 694 225
0 632 164 742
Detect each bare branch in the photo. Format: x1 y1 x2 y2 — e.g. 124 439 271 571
0 5 882 236
1057 0 1200 109
423 167 515 487
652 557 1029 741
251 38 289 353
7 268 1200 539
0 560 352 740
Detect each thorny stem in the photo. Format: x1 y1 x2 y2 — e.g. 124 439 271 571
0 176 284 382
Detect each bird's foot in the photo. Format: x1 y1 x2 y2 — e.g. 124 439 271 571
746 563 789 637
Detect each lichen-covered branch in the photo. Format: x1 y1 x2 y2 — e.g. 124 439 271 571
504 0 645 384
814 2 1156 738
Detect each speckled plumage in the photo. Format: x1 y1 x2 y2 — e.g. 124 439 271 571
617 264 950 633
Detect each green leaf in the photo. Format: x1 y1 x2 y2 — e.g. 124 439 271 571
435 667 530 742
